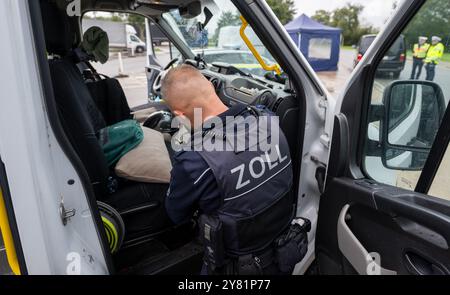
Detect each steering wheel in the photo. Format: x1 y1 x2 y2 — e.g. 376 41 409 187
143 110 178 134
164 57 180 70
153 58 179 95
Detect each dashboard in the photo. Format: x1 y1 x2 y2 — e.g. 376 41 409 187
191 60 294 112
146 60 299 151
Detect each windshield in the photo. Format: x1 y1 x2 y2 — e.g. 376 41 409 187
162 0 278 77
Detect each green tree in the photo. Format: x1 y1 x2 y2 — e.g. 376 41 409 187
312 3 377 46
110 15 122 22
312 10 332 26
128 14 146 40
266 0 296 25
330 4 366 45
404 0 449 52
110 13 126 22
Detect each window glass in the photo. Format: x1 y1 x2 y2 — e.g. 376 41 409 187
363 0 450 193
82 13 171 108
308 38 332 60
429 145 450 201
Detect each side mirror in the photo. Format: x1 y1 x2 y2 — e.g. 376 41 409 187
379 80 446 170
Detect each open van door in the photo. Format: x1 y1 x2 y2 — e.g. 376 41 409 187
317 0 450 275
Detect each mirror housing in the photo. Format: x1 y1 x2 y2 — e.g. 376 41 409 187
179 1 202 19
377 80 446 170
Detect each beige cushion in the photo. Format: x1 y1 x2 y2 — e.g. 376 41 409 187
115 127 172 183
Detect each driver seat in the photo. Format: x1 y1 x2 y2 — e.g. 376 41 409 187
39 0 190 251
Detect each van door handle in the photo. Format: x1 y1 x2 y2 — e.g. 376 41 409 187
337 204 397 275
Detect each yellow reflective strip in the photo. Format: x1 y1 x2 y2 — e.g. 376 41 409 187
239 16 281 75
102 216 118 252
0 188 21 275
103 219 112 242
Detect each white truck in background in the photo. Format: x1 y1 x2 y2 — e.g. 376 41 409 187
83 19 147 54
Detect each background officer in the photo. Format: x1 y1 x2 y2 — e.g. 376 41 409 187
424 36 445 81
161 65 296 274
410 36 429 79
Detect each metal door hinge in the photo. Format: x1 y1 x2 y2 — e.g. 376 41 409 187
59 201 76 226
318 97 328 109
320 134 330 148
311 156 327 194
310 155 327 168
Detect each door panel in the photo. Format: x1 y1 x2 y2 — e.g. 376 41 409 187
317 0 450 275
317 176 450 275
337 204 397 275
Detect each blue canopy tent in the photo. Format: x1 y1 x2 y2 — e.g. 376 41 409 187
285 14 342 71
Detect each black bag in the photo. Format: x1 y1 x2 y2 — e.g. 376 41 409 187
274 217 311 274
87 77 133 126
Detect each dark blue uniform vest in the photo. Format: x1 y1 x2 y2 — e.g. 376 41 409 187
196 107 294 263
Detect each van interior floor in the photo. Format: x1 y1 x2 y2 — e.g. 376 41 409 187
114 239 204 275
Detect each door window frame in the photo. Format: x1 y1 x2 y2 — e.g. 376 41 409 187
415 105 450 193
357 0 447 193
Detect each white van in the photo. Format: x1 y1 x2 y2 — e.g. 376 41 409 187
0 0 449 276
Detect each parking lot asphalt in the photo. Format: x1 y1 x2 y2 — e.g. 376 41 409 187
316 48 355 96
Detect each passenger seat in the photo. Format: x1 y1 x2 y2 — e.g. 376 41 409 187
39 0 181 246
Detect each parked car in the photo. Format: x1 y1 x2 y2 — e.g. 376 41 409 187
354 34 406 78
193 49 276 77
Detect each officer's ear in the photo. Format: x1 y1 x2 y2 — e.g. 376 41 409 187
173 110 184 117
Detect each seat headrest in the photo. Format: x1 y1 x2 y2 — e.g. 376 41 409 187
40 0 76 56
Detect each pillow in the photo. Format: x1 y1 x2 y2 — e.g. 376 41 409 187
115 127 172 183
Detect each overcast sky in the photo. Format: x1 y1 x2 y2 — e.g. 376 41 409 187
293 0 404 29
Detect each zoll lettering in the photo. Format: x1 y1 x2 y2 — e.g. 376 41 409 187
230 144 287 190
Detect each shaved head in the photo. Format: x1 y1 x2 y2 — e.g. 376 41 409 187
161 64 228 127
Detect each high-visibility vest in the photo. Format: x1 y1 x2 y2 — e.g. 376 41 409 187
413 43 430 59
425 43 445 64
